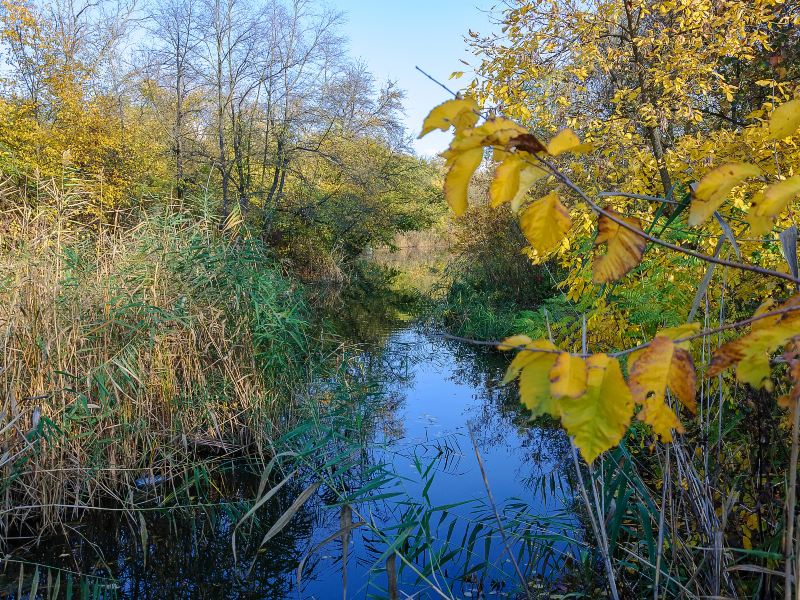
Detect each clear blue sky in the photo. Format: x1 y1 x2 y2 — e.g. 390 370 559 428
334 0 496 156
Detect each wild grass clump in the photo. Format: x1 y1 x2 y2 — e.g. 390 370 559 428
0 179 317 536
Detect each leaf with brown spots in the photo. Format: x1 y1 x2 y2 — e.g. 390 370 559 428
592 211 646 283
629 336 689 441
549 352 588 399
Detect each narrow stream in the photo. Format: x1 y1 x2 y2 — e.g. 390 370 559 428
2 317 580 599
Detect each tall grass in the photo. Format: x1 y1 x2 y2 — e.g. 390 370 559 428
0 174 317 537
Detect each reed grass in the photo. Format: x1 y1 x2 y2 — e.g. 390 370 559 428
0 173 318 539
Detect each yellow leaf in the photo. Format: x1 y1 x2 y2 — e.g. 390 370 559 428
490 155 524 207
510 164 548 212
519 351 560 418
419 98 479 138
629 336 686 441
747 175 800 234
592 211 646 283
450 117 527 153
752 298 779 331
546 129 591 156
444 147 483 216
559 354 634 464
747 213 774 236
502 339 557 384
669 348 698 414
688 163 761 226
519 192 571 255
708 295 800 389
710 327 785 389
497 334 533 351
637 395 684 442
768 99 800 140
549 352 588 399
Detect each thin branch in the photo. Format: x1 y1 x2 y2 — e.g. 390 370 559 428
440 304 800 360
598 191 679 205
533 155 800 286
468 426 533 600
415 65 459 98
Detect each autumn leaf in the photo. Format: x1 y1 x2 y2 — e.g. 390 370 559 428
708 295 800 389
519 191 571 255
559 354 634 464
507 133 547 154
592 211 646 283
500 338 567 418
752 298 779 331
768 99 800 140
747 175 800 235
519 351 561 418
497 337 559 417
500 338 557 384
497 334 533 351
510 164 548 212
629 336 694 441
546 129 592 156
688 163 761 226
490 155 524 207
450 117 527 153
668 349 698 414
549 352 588 399
419 98 479 138
628 323 701 368
444 147 483 216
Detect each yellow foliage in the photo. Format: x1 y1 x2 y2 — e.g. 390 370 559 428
443 147 483 216
689 163 761 227
546 129 590 157
768 99 800 140
499 338 558 385
510 164 548 212
708 295 800 390
747 176 800 235
490 155 524 207
519 191 571 255
549 352 588 399
419 98 480 138
629 336 695 441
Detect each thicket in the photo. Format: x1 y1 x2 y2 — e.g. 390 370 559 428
0 182 320 535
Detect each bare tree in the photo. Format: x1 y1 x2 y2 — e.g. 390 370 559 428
145 0 202 197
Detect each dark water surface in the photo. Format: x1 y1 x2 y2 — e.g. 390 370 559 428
2 319 579 599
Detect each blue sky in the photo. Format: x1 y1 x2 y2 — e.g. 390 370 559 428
334 0 496 156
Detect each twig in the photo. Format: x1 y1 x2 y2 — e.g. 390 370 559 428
415 66 459 98
598 191 679 205
653 445 671 599
533 155 800 286
785 383 800 600
440 304 800 362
